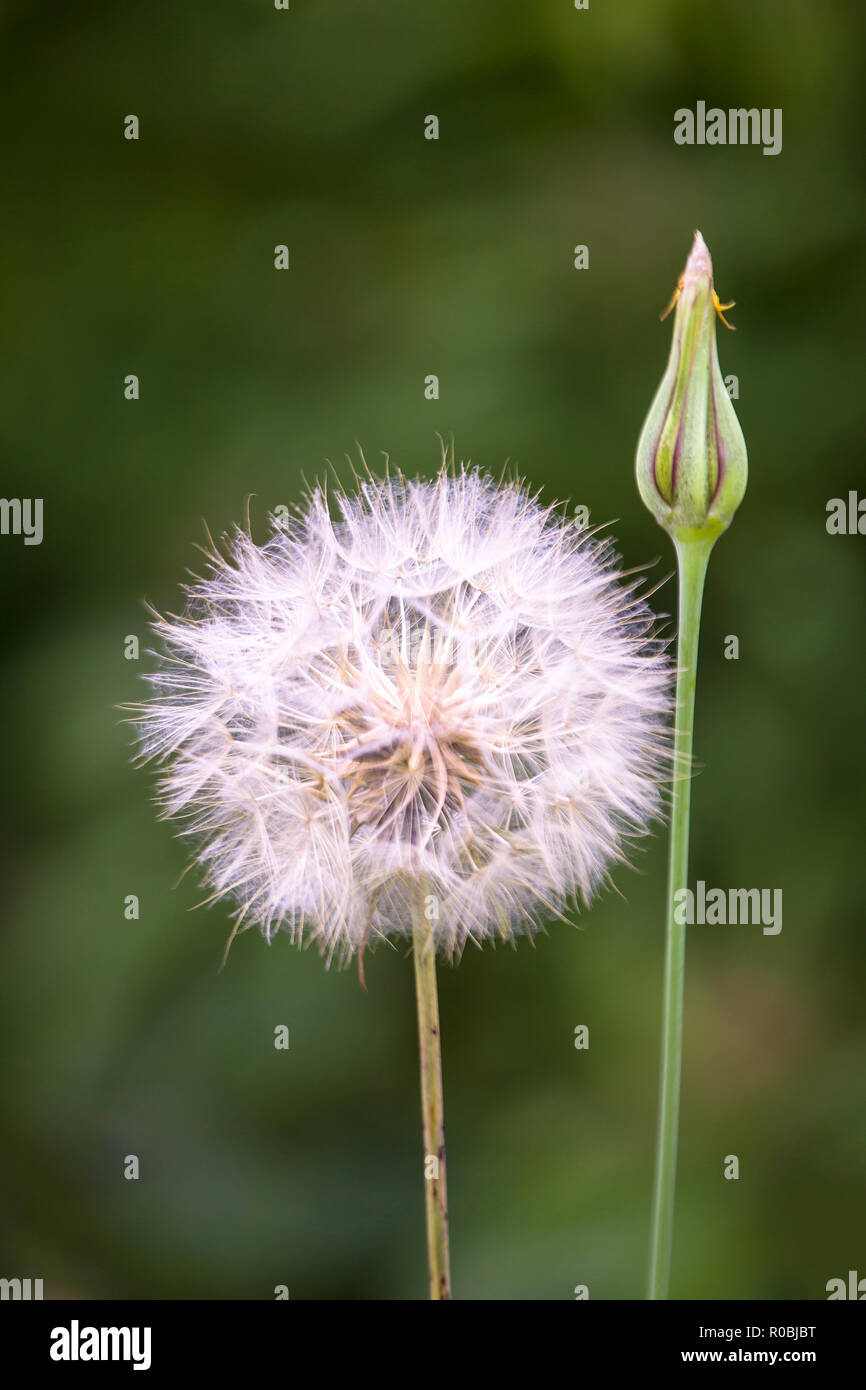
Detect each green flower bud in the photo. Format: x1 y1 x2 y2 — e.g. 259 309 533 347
636 231 748 546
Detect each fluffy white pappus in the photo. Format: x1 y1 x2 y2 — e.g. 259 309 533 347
134 462 672 964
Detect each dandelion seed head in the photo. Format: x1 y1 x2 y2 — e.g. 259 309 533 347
135 459 671 963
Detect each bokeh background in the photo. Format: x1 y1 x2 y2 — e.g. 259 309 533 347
1 0 864 1300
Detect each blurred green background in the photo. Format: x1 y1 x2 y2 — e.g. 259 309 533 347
1 0 865 1300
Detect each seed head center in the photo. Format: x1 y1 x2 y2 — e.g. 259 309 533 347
333 651 484 845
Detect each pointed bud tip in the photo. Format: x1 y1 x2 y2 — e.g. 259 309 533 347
683 230 712 287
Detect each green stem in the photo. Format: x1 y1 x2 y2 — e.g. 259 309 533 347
411 885 451 1300
647 536 713 1300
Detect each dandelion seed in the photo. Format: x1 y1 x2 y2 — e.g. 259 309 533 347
134 458 672 966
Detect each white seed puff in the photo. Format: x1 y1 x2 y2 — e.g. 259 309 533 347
135 462 671 963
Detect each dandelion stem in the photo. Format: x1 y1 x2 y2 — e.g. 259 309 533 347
648 536 713 1299
411 885 451 1300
